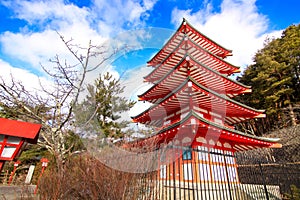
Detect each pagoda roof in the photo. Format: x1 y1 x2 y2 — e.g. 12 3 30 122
125 111 280 152
147 18 233 67
139 54 251 103
132 77 265 126
145 36 240 82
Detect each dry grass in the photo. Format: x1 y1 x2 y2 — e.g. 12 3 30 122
37 153 155 200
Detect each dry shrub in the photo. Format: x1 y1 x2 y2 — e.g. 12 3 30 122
37 153 153 200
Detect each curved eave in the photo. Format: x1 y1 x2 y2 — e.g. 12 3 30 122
183 19 232 58
132 78 190 121
139 54 251 102
186 38 239 73
126 111 280 151
147 19 187 67
158 111 279 143
145 37 239 83
133 77 264 125
190 76 264 117
147 18 232 66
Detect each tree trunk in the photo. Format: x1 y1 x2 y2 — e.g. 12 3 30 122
288 103 297 126
286 95 297 126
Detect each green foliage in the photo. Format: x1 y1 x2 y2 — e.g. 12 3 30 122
74 72 135 138
285 185 300 200
65 130 86 153
0 103 21 119
237 24 300 126
18 144 49 165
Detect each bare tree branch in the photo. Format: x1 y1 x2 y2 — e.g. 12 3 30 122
0 33 124 162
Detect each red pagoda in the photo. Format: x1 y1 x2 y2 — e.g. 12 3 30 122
126 18 281 199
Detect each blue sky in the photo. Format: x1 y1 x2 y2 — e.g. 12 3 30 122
0 0 299 111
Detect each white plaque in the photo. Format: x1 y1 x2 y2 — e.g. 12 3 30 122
25 165 35 184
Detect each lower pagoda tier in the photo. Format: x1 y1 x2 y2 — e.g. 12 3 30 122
123 111 281 184
125 111 281 152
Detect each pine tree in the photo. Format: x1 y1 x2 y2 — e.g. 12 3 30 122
74 72 135 138
238 24 300 127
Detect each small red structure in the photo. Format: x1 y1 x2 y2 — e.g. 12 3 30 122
0 118 41 171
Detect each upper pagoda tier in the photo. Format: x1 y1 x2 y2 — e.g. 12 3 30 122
126 111 280 152
147 18 234 69
139 54 251 103
132 77 265 127
145 36 240 81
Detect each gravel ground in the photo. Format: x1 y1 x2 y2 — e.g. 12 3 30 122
0 185 37 200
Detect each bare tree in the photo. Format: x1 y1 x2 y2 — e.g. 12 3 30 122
0 33 126 163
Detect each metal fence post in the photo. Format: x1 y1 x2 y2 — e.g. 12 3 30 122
259 162 270 200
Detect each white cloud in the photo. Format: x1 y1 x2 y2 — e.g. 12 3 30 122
171 0 283 70
0 59 51 91
119 65 153 118
0 0 158 76
0 0 106 72
2 0 93 31
93 0 157 34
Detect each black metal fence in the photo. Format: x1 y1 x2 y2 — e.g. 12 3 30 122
235 151 300 200
134 146 300 200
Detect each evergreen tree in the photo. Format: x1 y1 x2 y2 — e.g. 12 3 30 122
74 72 135 138
238 24 300 127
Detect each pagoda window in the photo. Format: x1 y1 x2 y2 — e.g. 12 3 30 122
160 165 167 179
198 163 211 181
182 148 192 160
183 163 193 180
197 146 209 161
227 166 238 182
212 165 227 181
224 150 235 164
210 148 224 163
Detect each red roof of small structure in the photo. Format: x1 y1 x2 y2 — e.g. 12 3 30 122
0 118 41 139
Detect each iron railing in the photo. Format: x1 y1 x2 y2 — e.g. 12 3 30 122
132 146 299 200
